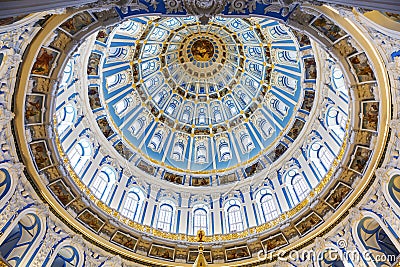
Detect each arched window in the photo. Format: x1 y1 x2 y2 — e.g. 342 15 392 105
193 205 209 235
308 141 334 179
248 62 263 79
67 139 91 176
141 60 158 77
157 202 174 232
225 199 244 233
0 168 12 205
277 50 297 64
143 44 160 57
119 20 140 36
256 189 279 223
121 187 144 221
51 245 80 267
60 59 73 87
326 106 347 141
57 104 76 135
90 166 116 202
284 168 310 206
0 213 41 266
243 76 258 93
153 89 168 106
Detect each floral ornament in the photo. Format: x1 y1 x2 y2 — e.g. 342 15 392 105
164 0 184 13
183 0 227 24
162 0 297 23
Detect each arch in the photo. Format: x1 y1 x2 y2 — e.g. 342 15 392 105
197 105 208 125
181 105 193 124
59 58 74 88
236 90 251 106
49 245 80 267
44 238 85 267
224 199 244 233
145 74 164 94
141 59 159 77
356 216 400 266
89 166 116 202
224 99 238 116
277 74 297 93
0 208 45 266
268 25 288 39
165 98 180 117
118 20 141 36
276 50 298 64
267 95 289 120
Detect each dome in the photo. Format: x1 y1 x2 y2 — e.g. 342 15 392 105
53 13 349 239
84 16 307 176
1 1 399 266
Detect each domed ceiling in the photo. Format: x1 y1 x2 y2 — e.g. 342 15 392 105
12 2 390 266
49 10 352 239
96 16 304 174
